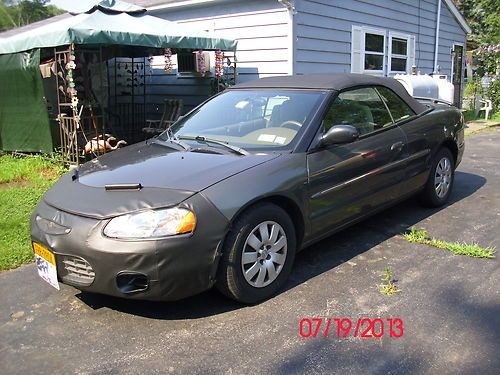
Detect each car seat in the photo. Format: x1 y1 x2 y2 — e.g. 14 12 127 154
325 100 374 135
269 99 306 128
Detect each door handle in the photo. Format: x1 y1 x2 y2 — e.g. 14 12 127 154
391 141 404 151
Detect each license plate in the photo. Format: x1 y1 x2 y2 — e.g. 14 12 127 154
32 242 59 290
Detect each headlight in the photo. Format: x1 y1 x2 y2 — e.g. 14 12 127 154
103 208 196 239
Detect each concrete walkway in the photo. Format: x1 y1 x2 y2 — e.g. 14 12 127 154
465 119 500 135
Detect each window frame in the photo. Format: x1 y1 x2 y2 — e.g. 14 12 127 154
361 27 387 75
351 26 416 76
374 85 417 124
319 86 397 139
388 31 411 74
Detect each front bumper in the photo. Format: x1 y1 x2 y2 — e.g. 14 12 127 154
30 194 229 301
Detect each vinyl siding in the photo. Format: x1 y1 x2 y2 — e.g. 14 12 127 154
437 2 467 76
141 0 291 116
134 0 467 117
156 3 291 80
294 0 466 77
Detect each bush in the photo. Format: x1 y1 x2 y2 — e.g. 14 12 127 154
487 78 500 111
464 81 477 98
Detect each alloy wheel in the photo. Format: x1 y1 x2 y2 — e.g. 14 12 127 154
241 221 288 288
434 157 452 198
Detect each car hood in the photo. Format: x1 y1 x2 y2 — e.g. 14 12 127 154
43 142 278 219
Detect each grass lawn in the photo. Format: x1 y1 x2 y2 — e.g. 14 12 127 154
0 154 64 271
463 109 500 123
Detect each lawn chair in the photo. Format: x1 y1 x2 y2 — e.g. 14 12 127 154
143 99 183 136
479 99 492 120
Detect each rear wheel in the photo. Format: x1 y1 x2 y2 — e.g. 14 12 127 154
216 203 296 304
419 147 455 207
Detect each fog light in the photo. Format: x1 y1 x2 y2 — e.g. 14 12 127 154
116 272 149 294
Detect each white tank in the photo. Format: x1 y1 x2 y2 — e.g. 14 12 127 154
432 75 454 104
395 74 454 104
395 74 438 100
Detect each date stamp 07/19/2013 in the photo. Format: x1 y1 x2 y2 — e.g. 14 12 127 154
299 317 404 339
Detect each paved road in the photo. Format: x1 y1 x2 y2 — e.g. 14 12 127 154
1 131 499 375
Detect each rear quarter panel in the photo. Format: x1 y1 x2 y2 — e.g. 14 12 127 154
399 104 464 195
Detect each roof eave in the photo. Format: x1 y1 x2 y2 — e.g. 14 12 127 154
147 0 224 12
147 0 472 34
443 0 472 34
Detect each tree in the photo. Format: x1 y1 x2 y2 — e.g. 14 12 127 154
454 0 500 45
0 0 64 32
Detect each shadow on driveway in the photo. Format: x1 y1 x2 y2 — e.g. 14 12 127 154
76 171 486 319
275 282 500 375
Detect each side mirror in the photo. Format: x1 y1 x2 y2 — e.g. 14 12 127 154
320 124 359 147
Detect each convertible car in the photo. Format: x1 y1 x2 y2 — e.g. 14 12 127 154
30 74 465 303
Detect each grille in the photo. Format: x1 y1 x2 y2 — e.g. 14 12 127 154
60 255 95 286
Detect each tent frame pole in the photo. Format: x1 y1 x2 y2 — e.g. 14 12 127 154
54 47 64 161
99 46 106 144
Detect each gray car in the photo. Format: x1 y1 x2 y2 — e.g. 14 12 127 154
30 74 465 303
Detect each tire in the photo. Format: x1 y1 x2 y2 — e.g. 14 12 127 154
419 147 455 207
216 203 296 304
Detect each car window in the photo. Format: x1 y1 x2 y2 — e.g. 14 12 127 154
376 86 415 122
264 96 289 118
323 87 393 136
164 90 325 150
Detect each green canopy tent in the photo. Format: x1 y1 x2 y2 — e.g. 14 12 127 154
0 0 237 156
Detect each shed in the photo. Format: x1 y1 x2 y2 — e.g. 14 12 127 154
0 0 236 161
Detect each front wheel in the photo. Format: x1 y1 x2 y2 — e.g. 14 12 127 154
419 147 455 207
216 203 296 304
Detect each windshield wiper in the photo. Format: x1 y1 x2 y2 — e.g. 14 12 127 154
178 135 249 156
153 137 191 151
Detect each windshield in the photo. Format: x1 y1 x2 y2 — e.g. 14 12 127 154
160 89 326 151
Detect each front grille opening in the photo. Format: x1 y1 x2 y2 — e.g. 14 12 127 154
60 255 95 286
116 272 149 294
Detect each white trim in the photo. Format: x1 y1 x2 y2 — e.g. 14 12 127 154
360 26 386 75
283 2 295 74
450 42 464 82
434 0 442 73
148 0 220 11
388 31 411 74
451 42 465 106
277 0 296 75
171 8 288 23
443 0 472 34
350 25 362 73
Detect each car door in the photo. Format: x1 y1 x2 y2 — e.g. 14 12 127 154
375 86 436 197
307 87 408 237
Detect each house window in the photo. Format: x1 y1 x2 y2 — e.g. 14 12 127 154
177 52 196 73
351 26 415 76
389 33 410 73
364 33 385 72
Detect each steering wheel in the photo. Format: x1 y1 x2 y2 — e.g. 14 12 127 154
279 120 302 131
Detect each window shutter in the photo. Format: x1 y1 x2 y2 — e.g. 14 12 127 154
408 35 416 72
351 26 363 73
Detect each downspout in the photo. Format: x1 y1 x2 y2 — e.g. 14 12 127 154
278 0 296 75
433 0 442 73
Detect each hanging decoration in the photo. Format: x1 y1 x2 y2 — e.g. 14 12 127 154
164 48 173 73
215 49 224 78
65 44 78 108
197 49 206 76
147 54 154 77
